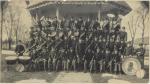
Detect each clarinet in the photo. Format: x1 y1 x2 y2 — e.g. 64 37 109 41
26 39 45 53
85 39 94 54
35 41 47 51
26 43 37 52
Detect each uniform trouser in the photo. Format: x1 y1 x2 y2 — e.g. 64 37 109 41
114 63 121 72
89 61 92 72
99 61 103 72
84 60 88 72
77 58 80 71
109 63 113 72
36 59 46 71
35 59 41 71
27 60 36 71
93 60 96 71
89 60 96 72
66 59 70 71
52 59 56 71
137 56 144 69
56 60 60 71
72 59 76 71
48 59 52 71
62 60 66 71
43 59 46 71
108 61 113 72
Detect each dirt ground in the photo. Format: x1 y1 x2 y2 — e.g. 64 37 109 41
1 64 149 83
1 70 149 83
1 72 59 83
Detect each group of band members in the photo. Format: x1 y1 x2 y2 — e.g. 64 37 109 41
28 16 129 73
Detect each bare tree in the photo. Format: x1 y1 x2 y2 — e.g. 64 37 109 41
3 3 21 50
141 12 149 45
14 15 20 44
6 7 15 50
0 1 8 49
128 15 139 47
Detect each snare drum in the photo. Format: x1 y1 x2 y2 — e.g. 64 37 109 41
18 56 31 65
5 56 18 65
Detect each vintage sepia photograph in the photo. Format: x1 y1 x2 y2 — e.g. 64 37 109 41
0 0 149 83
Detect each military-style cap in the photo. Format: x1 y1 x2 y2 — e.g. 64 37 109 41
74 31 79 36
68 30 72 37
48 31 57 37
58 31 64 38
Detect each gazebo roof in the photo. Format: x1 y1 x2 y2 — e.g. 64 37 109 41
27 0 131 15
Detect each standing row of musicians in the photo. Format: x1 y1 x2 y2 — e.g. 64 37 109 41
38 17 121 32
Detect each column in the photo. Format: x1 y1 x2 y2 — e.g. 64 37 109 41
98 8 101 22
97 4 101 28
56 7 59 20
97 3 101 23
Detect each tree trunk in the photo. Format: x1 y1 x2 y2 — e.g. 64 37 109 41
1 1 5 50
16 28 18 45
8 38 12 50
0 4 3 50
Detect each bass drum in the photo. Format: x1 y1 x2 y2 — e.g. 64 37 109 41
122 57 141 76
18 56 31 65
5 56 18 65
